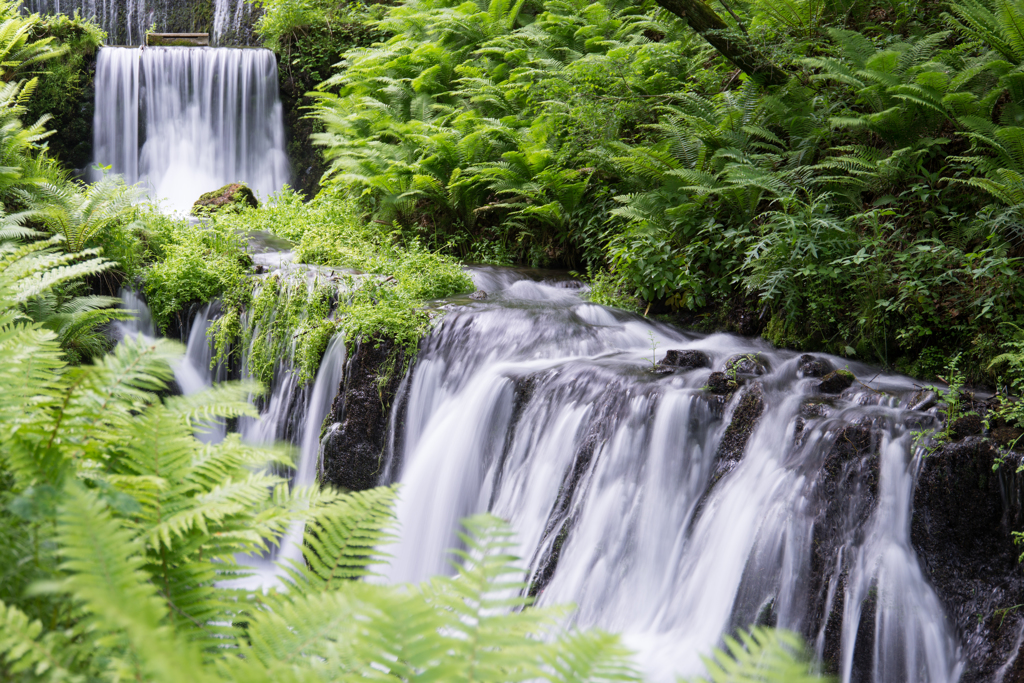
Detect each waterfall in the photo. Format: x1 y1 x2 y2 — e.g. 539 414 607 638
92 46 288 213
373 268 963 683
21 0 257 46
113 265 971 680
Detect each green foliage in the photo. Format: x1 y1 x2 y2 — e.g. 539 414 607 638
29 171 144 253
312 0 698 266
141 213 250 331
24 12 105 169
210 191 471 382
687 627 831 683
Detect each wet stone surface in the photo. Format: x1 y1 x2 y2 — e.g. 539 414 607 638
797 354 834 378
912 438 1024 683
660 349 711 370
321 335 407 492
818 369 855 394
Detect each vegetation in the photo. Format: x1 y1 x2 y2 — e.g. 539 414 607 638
8 0 1024 676
259 0 1024 390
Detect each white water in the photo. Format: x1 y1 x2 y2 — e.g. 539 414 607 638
372 268 962 683
93 46 288 213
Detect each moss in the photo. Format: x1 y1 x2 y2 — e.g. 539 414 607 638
192 183 259 215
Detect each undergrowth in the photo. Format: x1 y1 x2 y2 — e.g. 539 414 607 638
205 190 473 387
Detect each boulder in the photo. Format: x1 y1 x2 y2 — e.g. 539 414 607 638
321 335 408 492
191 182 258 216
660 349 711 370
818 369 854 394
716 383 766 463
806 425 879 676
706 371 737 395
725 353 770 378
797 354 834 378
949 414 983 441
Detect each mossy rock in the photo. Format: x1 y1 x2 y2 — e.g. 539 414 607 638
192 183 258 216
818 369 855 394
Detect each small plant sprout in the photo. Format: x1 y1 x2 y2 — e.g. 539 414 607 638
648 331 659 370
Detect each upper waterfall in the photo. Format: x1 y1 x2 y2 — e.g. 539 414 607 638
92 46 288 212
21 0 256 45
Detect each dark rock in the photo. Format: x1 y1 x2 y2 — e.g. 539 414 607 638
725 353 770 378
716 383 765 462
806 425 879 675
818 370 855 394
660 349 711 370
992 426 1024 448
191 182 258 216
321 335 408 492
706 371 738 395
797 354 834 378
950 414 983 441
800 399 833 420
469 290 488 300
911 438 1024 682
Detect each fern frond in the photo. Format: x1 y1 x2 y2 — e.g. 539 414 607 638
291 485 399 589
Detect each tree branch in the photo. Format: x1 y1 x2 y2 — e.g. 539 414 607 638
653 0 787 86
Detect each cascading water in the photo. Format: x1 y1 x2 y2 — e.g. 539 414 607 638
92 46 288 212
113 262 974 680
22 0 257 46
372 268 962 683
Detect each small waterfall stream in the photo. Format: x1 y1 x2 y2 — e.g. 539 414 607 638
92 46 288 212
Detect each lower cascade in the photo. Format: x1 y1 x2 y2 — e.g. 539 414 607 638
92 46 288 211
129 265 1024 682
117 260 1024 679
367 270 961 682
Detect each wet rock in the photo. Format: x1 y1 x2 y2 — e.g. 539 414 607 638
807 425 879 674
705 371 738 395
797 354 833 378
716 383 765 463
725 353 770 378
469 290 488 300
818 369 854 394
911 438 1024 682
950 414 983 441
909 389 939 411
191 182 258 216
660 349 711 370
321 334 408 492
800 399 833 420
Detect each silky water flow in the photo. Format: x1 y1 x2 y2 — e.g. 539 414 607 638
375 268 963 683
114 266 964 682
92 46 288 212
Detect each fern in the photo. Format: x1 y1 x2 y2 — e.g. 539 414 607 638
688 627 830 683
291 485 399 589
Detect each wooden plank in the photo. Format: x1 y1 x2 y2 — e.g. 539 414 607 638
146 33 210 47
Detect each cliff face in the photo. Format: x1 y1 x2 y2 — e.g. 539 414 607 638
320 335 408 492
912 439 1024 682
